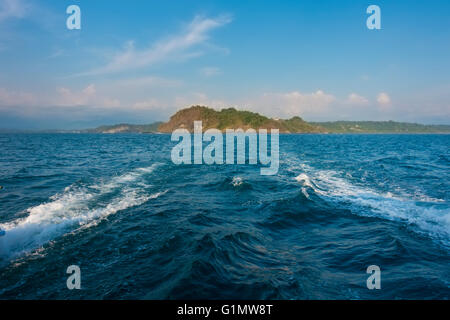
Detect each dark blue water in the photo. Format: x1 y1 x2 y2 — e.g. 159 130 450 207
0 133 449 299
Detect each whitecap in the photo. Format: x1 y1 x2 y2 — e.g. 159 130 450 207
0 164 164 259
231 176 243 187
294 167 450 247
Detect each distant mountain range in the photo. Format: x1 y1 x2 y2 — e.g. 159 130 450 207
309 121 450 134
82 122 163 134
8 106 448 134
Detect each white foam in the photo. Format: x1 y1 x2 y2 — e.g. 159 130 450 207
0 164 164 259
294 168 450 247
295 173 317 191
231 176 243 187
301 187 310 199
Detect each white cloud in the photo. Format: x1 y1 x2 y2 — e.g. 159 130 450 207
56 84 121 108
0 87 36 106
81 15 232 76
200 67 222 77
0 0 60 52
377 92 391 108
249 90 336 118
346 93 369 106
174 92 230 110
0 0 28 22
48 48 64 59
57 85 96 106
101 98 121 108
132 98 160 110
114 76 182 88
0 84 123 109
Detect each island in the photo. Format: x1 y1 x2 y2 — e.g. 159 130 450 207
82 105 450 134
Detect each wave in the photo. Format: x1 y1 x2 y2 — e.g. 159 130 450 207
0 164 165 260
294 173 321 199
231 176 243 187
294 168 450 247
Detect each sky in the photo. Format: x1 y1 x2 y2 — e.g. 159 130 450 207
0 0 449 129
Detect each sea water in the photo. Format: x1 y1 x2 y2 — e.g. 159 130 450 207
0 133 448 299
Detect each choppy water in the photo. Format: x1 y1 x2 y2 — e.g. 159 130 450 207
0 133 449 299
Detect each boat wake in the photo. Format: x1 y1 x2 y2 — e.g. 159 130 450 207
293 165 450 247
0 164 165 260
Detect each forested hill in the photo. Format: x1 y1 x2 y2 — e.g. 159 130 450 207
157 106 324 133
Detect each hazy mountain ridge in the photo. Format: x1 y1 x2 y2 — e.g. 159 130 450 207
310 121 450 133
83 122 163 133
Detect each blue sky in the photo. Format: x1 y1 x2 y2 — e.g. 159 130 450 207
0 0 449 129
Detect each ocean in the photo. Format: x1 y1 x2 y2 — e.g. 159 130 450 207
0 133 449 299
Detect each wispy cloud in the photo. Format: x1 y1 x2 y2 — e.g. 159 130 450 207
57 84 97 106
48 48 65 59
113 76 182 88
0 0 28 22
79 14 232 76
56 84 121 108
132 98 161 110
0 87 36 106
200 67 222 77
